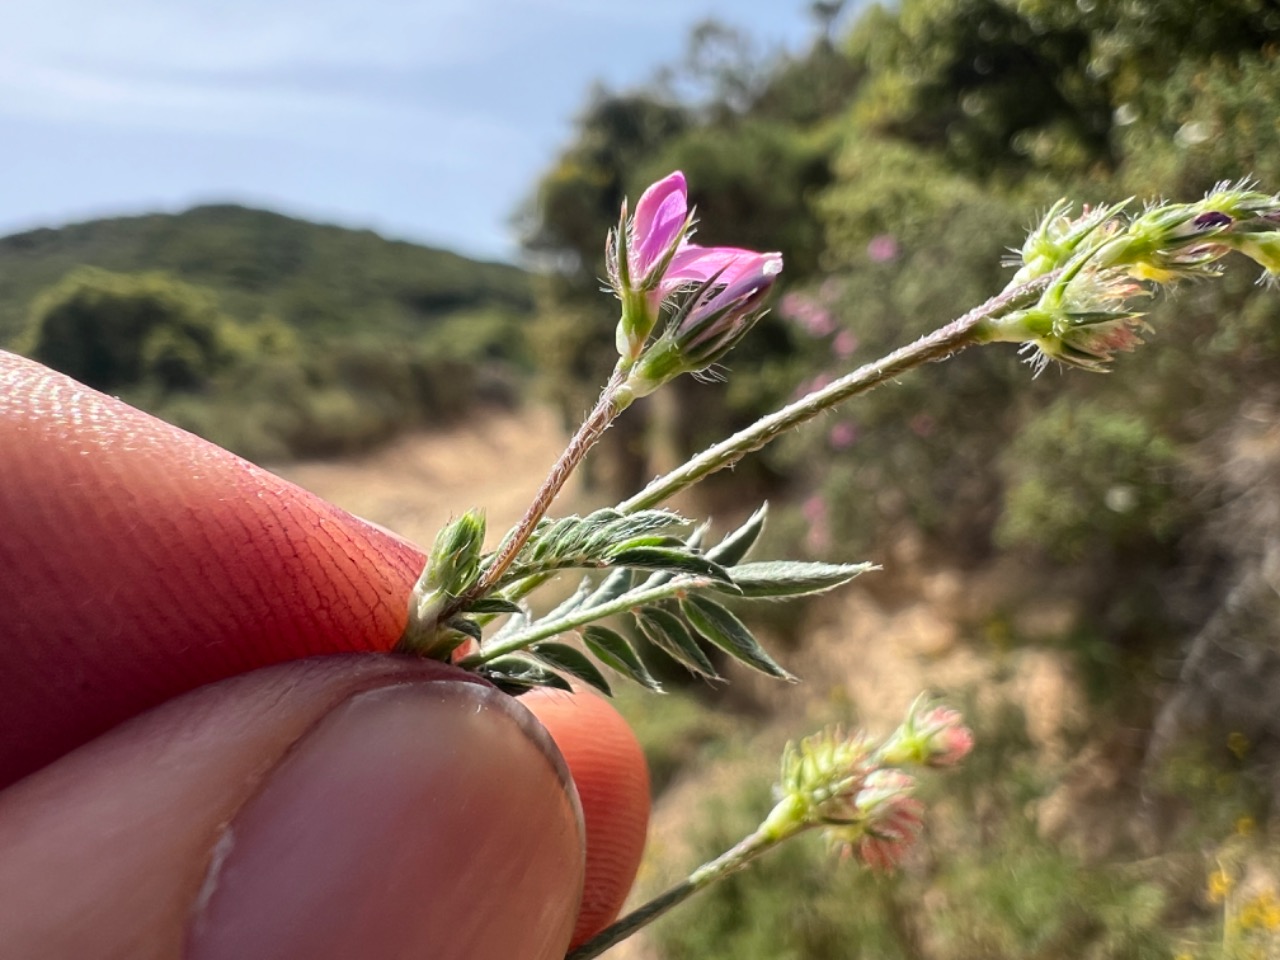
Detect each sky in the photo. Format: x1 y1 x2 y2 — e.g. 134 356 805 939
0 1 821 263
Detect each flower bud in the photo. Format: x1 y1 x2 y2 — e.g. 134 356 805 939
624 251 783 396
880 695 975 768
607 172 784 367
608 172 695 361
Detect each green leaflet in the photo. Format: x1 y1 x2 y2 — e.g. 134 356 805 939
680 596 796 681
706 504 768 566
531 641 612 696
636 605 720 679
718 560 875 599
581 626 663 692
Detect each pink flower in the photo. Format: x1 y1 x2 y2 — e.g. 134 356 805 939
629 172 689 284
614 171 775 300
854 794 925 872
853 770 925 871
791 372 833 401
918 706 974 767
828 421 858 450
879 697 974 769
832 330 858 359
778 291 836 336
909 413 935 437
669 251 783 356
609 172 695 359
867 234 900 263
610 171 783 367
824 769 925 872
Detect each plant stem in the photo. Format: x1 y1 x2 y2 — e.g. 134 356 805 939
566 827 786 960
458 576 711 668
618 274 1053 514
440 365 631 623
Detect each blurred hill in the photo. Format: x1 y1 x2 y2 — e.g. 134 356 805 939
0 205 531 345
1 206 536 461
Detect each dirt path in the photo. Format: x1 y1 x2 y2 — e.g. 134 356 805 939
273 406 578 551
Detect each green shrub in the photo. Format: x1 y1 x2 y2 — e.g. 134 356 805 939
997 399 1187 563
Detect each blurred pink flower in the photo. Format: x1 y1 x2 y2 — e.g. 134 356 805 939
779 292 836 337
823 769 925 872
909 413 935 437
791 372 834 402
828 421 859 450
867 234 900 263
832 329 859 359
854 796 925 872
853 770 924 872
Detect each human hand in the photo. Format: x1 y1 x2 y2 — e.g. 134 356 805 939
0 655 584 960
0 350 647 959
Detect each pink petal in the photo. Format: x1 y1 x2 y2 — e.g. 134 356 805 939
631 172 688 276
663 245 782 294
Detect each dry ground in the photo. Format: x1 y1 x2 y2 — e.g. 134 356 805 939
273 405 580 551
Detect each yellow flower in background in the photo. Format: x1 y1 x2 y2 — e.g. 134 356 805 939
1240 891 1280 932
1227 731 1250 760
1207 868 1233 904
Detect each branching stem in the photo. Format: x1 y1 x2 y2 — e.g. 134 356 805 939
619 274 1053 513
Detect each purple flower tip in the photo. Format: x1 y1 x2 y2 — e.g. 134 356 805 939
1193 211 1233 231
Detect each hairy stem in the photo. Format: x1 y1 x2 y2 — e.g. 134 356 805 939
440 365 631 623
566 827 784 960
618 275 1052 513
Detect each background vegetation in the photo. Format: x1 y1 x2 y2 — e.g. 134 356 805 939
7 0 1280 954
517 0 1280 956
2 205 534 459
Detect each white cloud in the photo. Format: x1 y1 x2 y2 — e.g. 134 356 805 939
0 0 500 74
11 59 458 132
0 1 542 159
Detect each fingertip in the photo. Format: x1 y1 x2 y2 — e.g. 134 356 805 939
521 685 651 947
0 658 585 960
189 680 584 960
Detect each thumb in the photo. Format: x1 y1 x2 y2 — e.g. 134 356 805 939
0 655 584 960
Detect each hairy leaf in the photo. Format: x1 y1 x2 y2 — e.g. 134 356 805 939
485 608 529 643
481 655 574 694
506 508 690 581
718 560 875 599
542 577 594 622
446 616 483 643
706 504 768 567
582 626 663 692
609 547 735 585
531 641 612 696
583 567 635 609
636 606 720 679
681 596 795 681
